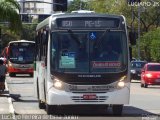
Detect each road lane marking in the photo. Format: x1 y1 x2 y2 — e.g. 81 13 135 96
5 82 17 120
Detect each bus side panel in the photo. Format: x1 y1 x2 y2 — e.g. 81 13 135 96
40 60 47 102
34 68 38 98
36 61 45 101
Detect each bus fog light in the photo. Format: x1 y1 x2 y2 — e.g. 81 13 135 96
53 80 62 89
118 81 125 88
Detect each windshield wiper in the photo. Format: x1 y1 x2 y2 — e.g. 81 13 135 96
94 29 110 49
67 29 82 47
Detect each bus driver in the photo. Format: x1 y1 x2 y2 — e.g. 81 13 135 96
99 44 119 61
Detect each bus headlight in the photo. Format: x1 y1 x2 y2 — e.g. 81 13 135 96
53 79 63 90
117 81 125 88
117 76 126 88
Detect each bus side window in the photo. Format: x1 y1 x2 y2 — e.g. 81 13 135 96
41 29 48 66
35 35 38 61
42 30 48 45
36 31 41 61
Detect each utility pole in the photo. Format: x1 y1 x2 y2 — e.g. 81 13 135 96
131 5 134 34
137 4 141 60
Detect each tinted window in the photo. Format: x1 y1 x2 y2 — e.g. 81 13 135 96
51 31 127 73
9 42 35 64
147 65 160 71
131 62 146 68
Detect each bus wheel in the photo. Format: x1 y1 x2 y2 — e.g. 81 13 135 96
9 73 15 77
37 81 45 109
38 100 45 109
112 105 123 116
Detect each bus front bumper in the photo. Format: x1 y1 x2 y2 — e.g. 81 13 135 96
47 86 130 105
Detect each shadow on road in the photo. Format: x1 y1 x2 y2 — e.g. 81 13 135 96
43 105 159 117
9 94 37 103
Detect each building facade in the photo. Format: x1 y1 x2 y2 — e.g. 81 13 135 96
18 0 52 14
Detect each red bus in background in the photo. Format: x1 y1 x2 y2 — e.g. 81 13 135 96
3 40 35 77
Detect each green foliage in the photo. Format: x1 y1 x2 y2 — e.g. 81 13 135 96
140 28 160 62
21 24 37 41
1 23 36 53
88 0 125 14
68 0 90 12
0 0 22 33
0 28 20 52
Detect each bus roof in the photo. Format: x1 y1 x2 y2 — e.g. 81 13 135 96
71 10 95 13
9 40 35 44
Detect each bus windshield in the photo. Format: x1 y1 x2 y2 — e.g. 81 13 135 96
9 42 35 64
51 31 127 73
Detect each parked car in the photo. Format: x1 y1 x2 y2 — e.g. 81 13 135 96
130 61 147 80
141 63 160 88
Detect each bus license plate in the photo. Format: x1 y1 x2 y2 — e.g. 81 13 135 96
83 94 97 100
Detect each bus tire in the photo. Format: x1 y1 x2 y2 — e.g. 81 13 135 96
37 81 45 109
38 100 45 109
112 105 123 116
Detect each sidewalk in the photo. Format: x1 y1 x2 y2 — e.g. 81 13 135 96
0 82 15 120
0 81 10 114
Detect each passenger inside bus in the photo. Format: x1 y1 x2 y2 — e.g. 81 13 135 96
60 34 87 60
99 43 119 61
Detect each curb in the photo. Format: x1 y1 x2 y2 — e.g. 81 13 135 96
5 81 16 120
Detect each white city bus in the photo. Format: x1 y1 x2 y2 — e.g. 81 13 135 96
34 11 135 115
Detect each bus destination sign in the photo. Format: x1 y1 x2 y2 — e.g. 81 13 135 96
57 18 120 28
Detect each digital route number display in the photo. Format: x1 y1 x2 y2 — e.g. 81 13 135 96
57 17 120 28
10 42 33 47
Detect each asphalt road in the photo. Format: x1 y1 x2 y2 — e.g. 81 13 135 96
0 75 160 120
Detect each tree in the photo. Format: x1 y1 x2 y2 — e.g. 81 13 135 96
132 4 160 32
88 0 160 32
88 0 118 13
0 0 22 33
140 28 160 62
21 23 37 41
68 0 90 12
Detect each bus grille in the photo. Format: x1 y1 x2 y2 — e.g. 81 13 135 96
71 96 108 102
